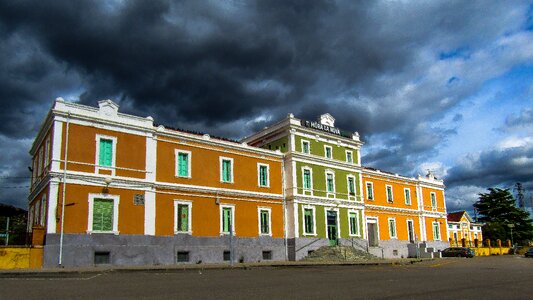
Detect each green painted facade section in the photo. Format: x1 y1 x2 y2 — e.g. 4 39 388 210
298 203 363 239
295 161 361 200
294 134 359 163
261 136 289 152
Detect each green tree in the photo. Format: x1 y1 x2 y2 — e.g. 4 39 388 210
474 188 533 244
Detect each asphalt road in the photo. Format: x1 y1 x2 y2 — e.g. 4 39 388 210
1 256 532 299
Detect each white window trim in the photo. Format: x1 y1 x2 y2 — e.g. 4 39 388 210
87 193 120 234
433 221 441 241
406 219 415 241
174 200 192 234
257 163 270 188
95 134 118 176
302 205 317 236
325 170 335 197
386 185 394 203
345 150 353 163
220 204 236 235
404 188 411 205
219 156 234 183
301 139 310 154
430 192 437 209
301 166 313 194
175 149 192 178
348 209 361 237
346 175 356 199
366 182 374 201
257 206 272 236
388 217 397 239
324 145 333 159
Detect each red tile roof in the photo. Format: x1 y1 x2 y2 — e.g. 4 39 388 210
447 211 466 222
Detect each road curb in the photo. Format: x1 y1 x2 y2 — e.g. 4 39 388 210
0 258 432 276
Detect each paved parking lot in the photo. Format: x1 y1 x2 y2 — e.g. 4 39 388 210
0 256 532 299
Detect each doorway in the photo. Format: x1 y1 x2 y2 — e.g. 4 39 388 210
367 220 378 247
407 220 415 243
326 210 338 246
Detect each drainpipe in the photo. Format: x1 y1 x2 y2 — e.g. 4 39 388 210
58 112 70 266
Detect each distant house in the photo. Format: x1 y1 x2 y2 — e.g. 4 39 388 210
447 211 483 247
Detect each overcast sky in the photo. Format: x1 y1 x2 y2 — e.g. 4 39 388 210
1 0 532 214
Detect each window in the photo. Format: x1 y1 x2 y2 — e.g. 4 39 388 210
220 205 235 234
404 188 411 205
302 140 310 154
386 185 393 203
220 157 233 183
366 182 374 200
175 150 191 178
174 201 192 234
388 218 397 239
262 251 272 260
346 151 353 163
88 194 120 234
177 251 189 262
38 147 44 176
94 252 110 265
433 222 441 240
96 135 117 174
258 208 271 235
258 164 269 187
349 211 359 236
347 176 355 196
40 196 46 226
326 172 335 194
430 192 437 209
44 137 50 169
303 168 312 190
324 145 332 159
303 208 315 235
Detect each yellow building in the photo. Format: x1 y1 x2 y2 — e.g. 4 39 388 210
447 211 483 247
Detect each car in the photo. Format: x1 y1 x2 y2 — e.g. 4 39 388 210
525 248 533 258
441 247 475 258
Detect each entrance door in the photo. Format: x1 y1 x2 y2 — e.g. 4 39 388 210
327 210 338 246
407 220 415 243
367 222 378 247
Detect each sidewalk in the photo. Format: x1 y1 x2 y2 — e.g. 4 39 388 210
0 258 431 276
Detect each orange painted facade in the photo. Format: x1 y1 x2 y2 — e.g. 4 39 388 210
363 169 448 245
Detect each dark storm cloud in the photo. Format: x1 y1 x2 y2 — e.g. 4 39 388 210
446 144 533 190
0 0 530 208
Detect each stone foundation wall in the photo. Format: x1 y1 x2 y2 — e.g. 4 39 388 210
43 234 286 268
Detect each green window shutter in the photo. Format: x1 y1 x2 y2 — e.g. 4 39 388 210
99 139 113 166
260 210 269 234
304 209 313 234
303 170 311 189
178 153 188 177
327 174 333 192
348 178 354 194
222 160 231 182
259 166 267 186
223 207 232 232
349 213 357 235
93 199 113 231
178 204 188 231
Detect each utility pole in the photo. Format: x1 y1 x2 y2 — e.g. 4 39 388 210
514 183 525 209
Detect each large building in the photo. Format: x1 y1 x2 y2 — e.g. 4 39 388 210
447 211 483 247
29 98 285 267
243 113 448 259
29 98 449 267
